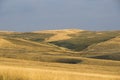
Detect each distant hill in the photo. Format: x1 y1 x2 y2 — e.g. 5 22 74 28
33 29 84 42
50 30 120 51
0 29 120 61
0 29 120 80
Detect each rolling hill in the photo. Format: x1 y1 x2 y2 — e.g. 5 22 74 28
0 29 120 80
0 29 120 61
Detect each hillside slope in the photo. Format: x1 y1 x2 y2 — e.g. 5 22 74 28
0 29 120 61
50 31 120 51
0 57 120 80
0 29 120 80
33 29 84 42
85 36 120 53
0 37 73 60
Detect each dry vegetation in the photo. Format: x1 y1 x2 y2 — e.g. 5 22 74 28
0 65 120 80
0 29 120 80
0 58 120 80
33 29 84 42
86 37 120 53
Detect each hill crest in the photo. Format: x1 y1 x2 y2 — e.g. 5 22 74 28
33 29 84 42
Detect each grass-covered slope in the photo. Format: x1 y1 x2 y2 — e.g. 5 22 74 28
33 29 83 42
85 36 120 53
0 57 120 80
50 31 120 51
82 36 120 60
0 37 72 61
0 29 120 61
91 53 120 61
0 30 120 80
3 32 54 42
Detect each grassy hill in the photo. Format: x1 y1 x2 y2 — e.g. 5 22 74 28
0 29 120 80
0 37 73 61
85 36 120 53
0 57 120 80
0 29 120 61
48 30 120 61
50 31 120 51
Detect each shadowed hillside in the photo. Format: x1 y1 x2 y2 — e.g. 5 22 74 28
50 31 120 51
0 29 120 61
0 29 120 80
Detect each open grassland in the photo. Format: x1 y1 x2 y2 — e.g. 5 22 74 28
0 30 120 60
0 65 120 80
0 29 120 80
33 29 83 42
0 37 71 56
0 58 120 80
51 31 120 51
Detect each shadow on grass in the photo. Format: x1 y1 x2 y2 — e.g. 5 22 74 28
56 58 82 64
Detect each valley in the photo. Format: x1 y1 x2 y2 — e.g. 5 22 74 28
0 29 120 80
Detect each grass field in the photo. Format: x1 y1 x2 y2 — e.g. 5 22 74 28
0 57 120 80
0 29 120 80
0 65 120 80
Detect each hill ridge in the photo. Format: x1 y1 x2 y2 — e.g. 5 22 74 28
33 29 84 42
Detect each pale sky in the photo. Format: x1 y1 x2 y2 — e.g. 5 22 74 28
0 0 120 31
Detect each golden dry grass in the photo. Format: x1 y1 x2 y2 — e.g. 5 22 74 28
33 29 84 42
0 38 15 47
0 38 69 54
0 30 120 80
0 65 120 80
0 58 120 80
86 37 120 53
0 31 14 34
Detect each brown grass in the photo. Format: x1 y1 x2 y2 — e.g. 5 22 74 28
0 65 120 80
0 58 120 80
33 29 84 42
86 37 120 53
0 38 15 47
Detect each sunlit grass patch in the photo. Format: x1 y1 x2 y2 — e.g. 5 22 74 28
0 65 119 80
